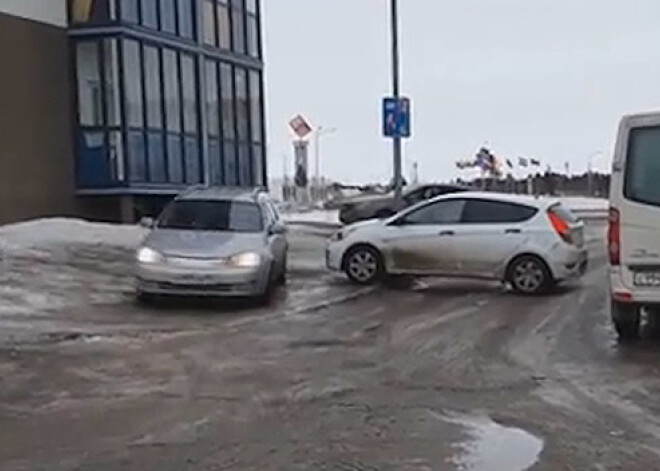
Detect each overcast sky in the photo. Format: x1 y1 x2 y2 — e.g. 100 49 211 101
263 0 660 184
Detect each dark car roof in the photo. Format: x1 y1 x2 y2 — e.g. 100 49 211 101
176 186 267 203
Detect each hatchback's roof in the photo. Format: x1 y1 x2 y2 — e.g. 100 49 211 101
176 186 266 203
433 191 558 209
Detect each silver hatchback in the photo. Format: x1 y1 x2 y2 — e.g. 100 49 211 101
136 187 288 302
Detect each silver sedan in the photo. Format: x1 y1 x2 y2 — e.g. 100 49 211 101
135 188 288 302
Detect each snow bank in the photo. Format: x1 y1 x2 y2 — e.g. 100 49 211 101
0 218 145 255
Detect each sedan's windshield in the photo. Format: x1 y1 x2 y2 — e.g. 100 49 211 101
157 200 263 232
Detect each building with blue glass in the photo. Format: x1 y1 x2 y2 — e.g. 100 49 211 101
0 0 265 223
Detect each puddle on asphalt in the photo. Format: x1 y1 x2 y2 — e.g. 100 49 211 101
432 411 544 471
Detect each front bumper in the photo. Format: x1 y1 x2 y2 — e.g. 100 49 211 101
325 243 345 272
136 262 268 297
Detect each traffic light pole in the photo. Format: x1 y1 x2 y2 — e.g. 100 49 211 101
390 0 403 210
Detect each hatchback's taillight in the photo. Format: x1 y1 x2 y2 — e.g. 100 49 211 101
608 207 621 266
548 208 572 244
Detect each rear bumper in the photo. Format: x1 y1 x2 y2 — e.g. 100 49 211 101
549 248 589 281
610 267 660 305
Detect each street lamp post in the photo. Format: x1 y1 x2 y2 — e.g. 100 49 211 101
390 0 403 210
587 151 603 196
314 126 337 201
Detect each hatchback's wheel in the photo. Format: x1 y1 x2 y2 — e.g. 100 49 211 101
612 300 641 341
344 246 383 285
508 255 552 295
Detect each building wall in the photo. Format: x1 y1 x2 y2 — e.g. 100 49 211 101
0 0 67 27
0 12 76 223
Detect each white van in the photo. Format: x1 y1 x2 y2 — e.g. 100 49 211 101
609 112 660 340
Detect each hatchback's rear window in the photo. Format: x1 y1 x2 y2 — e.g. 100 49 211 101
549 203 579 223
624 126 660 207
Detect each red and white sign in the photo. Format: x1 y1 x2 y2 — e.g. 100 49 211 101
289 115 313 139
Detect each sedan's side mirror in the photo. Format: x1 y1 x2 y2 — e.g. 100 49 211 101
269 223 287 235
139 217 155 228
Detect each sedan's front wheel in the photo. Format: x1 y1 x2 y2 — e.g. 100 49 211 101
508 255 552 295
344 246 383 285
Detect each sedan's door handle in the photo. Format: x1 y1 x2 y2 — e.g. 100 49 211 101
505 228 521 234
439 230 455 236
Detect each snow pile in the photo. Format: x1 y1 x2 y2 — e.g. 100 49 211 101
0 218 145 255
281 210 341 227
560 196 608 212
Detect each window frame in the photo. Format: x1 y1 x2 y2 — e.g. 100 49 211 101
460 199 539 225
624 125 660 208
395 199 467 226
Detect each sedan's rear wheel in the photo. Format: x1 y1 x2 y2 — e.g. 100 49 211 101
508 255 552 295
344 246 383 285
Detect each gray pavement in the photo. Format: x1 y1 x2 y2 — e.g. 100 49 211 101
2 221 660 470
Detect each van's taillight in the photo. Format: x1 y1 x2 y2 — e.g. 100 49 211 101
608 207 621 266
548 209 571 244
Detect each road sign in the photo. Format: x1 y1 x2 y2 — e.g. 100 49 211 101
383 97 411 138
289 115 313 139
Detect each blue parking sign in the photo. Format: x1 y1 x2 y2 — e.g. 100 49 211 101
383 97 411 138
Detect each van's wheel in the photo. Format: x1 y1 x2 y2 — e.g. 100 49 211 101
136 291 157 306
344 246 384 285
277 254 288 286
612 300 641 341
508 255 552 295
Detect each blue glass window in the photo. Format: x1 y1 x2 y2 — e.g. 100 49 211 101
78 132 110 187
238 143 251 186
160 0 176 33
167 134 184 183
123 39 143 128
220 63 235 140
144 46 162 129
141 0 158 28
181 54 198 134
208 139 222 184
232 8 245 54
252 144 263 186
128 131 147 181
120 0 138 22
206 61 219 137
224 141 237 185
217 3 231 49
177 0 194 39
147 132 166 182
246 14 259 58
163 49 181 133
234 67 248 141
185 136 201 184
248 70 261 142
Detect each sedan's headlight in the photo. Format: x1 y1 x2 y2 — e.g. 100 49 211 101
228 252 261 268
137 247 164 264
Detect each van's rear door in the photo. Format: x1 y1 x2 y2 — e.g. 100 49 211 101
613 115 660 289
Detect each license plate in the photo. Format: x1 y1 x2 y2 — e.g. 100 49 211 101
176 274 217 285
633 271 660 287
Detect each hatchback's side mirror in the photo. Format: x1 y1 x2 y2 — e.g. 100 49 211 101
269 222 287 235
139 217 155 228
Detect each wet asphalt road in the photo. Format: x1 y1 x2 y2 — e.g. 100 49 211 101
3 222 660 470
